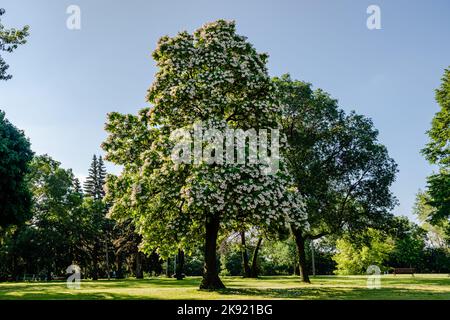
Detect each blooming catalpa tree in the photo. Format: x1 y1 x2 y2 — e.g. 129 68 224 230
103 20 306 289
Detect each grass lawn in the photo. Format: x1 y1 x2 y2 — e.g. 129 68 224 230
0 274 449 300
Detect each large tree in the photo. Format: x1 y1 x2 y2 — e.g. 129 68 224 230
0 12 31 229
0 8 29 81
0 111 33 230
275 74 398 282
421 67 450 231
103 20 306 289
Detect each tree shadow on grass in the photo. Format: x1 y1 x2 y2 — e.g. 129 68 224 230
0 277 200 290
216 286 450 300
0 291 161 300
0 278 201 300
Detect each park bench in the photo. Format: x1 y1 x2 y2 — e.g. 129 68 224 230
393 268 415 276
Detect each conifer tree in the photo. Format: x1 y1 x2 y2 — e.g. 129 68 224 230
97 156 107 199
84 155 98 198
73 177 83 196
84 155 107 200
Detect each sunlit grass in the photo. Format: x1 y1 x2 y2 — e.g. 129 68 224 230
0 274 449 300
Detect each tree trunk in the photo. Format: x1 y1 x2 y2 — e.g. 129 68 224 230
12 254 19 280
135 251 143 279
115 252 124 279
175 249 185 280
105 236 110 280
294 263 300 276
240 232 251 278
199 215 225 289
92 243 99 280
249 237 262 278
292 228 310 283
165 257 172 278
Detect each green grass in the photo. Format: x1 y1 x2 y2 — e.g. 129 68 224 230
0 274 449 300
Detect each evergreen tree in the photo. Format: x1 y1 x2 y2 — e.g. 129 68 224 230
73 177 83 196
84 155 107 200
82 155 110 279
84 155 98 198
97 156 107 199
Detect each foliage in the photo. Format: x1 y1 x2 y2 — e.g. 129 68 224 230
421 67 450 233
220 250 242 276
422 67 450 166
0 111 33 229
260 238 297 275
414 190 449 247
422 247 450 273
0 8 29 80
388 216 427 269
333 228 394 275
83 155 107 200
0 154 121 280
276 74 398 238
183 249 204 276
1 155 88 277
425 172 450 225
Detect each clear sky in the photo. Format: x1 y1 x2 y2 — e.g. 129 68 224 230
1 0 449 219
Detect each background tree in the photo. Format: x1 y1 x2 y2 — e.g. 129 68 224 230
333 228 394 275
414 190 449 248
421 67 450 238
275 74 398 283
22 155 86 278
82 155 110 280
0 8 29 81
388 216 427 270
0 154 119 280
84 155 107 200
112 219 144 279
0 111 33 230
220 230 264 278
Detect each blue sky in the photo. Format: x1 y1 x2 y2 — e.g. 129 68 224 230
1 0 449 219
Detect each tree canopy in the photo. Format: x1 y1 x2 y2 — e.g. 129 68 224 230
0 8 29 81
274 74 398 282
421 67 450 232
0 111 33 229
